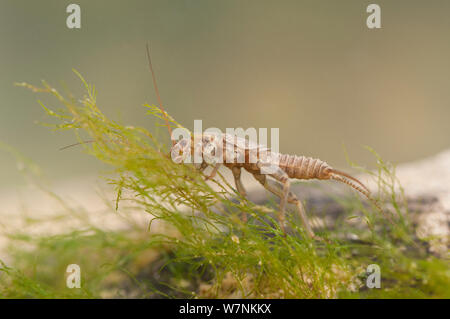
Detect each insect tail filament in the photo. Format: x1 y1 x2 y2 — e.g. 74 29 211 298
329 169 370 193
330 173 394 225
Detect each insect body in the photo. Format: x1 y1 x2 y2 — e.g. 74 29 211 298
170 133 376 239
146 45 381 240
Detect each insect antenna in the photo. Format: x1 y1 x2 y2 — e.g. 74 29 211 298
59 140 95 151
146 43 174 146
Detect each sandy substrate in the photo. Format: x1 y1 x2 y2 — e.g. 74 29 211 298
0 176 150 263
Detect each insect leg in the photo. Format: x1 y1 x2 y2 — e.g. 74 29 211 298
232 167 247 197
252 173 316 239
255 163 290 233
198 161 208 172
205 163 221 181
232 166 248 222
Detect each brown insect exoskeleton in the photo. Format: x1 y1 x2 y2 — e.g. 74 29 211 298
147 45 383 240
170 133 379 240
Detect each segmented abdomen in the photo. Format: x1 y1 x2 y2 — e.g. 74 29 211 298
277 154 331 180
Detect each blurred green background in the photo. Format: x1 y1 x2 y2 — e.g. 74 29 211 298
1 0 450 188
